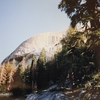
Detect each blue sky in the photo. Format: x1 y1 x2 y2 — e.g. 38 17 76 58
0 0 70 63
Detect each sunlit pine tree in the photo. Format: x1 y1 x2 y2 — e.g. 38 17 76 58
0 64 7 91
7 59 17 91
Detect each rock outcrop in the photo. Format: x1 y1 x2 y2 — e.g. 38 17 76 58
2 31 66 64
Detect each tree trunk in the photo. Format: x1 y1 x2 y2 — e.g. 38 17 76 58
95 46 100 72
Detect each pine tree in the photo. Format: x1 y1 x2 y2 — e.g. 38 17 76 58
58 0 100 71
37 48 46 67
19 57 26 74
7 59 17 91
37 48 46 89
54 27 96 87
59 0 100 30
30 55 38 91
0 64 7 91
9 67 23 90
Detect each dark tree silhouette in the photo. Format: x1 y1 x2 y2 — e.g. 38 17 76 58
59 0 100 30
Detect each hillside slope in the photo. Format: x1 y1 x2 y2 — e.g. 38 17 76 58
2 31 66 63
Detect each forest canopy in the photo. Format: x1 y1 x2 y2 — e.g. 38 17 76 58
58 0 100 30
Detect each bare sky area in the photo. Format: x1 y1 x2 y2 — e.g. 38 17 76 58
0 0 70 63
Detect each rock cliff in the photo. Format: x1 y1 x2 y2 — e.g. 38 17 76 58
2 31 66 64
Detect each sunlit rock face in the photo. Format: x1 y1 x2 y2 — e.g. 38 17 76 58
2 31 66 63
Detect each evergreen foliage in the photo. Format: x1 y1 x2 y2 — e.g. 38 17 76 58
0 58 31 94
36 48 47 89
0 64 7 92
58 0 100 30
29 55 38 92
58 0 100 89
51 27 97 88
